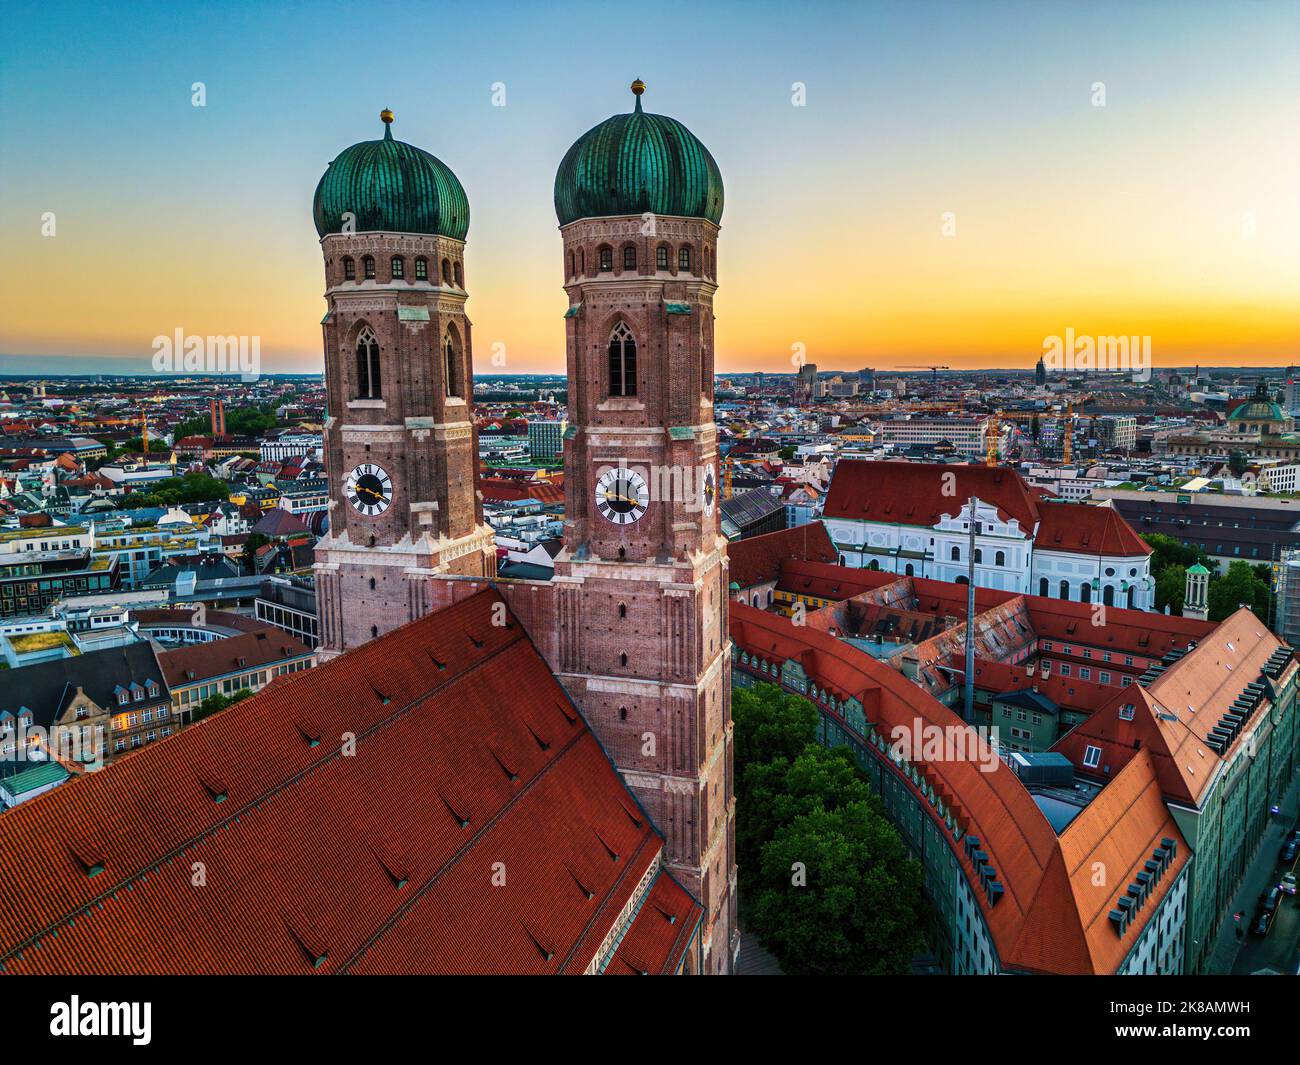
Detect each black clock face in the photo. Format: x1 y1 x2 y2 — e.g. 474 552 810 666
345 462 393 516
595 467 649 524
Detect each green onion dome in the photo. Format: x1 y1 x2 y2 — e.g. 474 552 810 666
313 110 469 240
554 80 724 226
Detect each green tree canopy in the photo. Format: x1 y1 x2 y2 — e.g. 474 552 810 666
124 472 229 509
732 683 818 771
748 802 927 975
1154 563 1187 615
1207 560 1270 623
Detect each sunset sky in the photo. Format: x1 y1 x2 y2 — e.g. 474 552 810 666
1 0 1297 376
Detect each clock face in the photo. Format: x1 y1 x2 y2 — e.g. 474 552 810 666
595 467 649 525
345 462 393 516
702 465 717 515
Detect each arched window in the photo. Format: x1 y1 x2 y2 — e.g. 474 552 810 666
354 326 381 398
619 707 628 720
415 257 428 281
441 258 452 284
973 548 983 564
1039 577 1049 597
1081 582 1092 604
1103 584 1115 606
951 545 960 561
905 563 914 577
578 248 585 274
1126 586 1135 608
704 247 711 276
956 575 968 585
1060 580 1070 600
619 652 628 668
868 559 880 571
656 245 669 270
391 256 404 280
678 245 692 271
995 550 1006 566
363 255 375 280
569 251 575 277
343 256 356 281
618 602 627 619
607 323 636 397
622 245 636 270
599 246 613 272
454 261 463 287
444 327 463 398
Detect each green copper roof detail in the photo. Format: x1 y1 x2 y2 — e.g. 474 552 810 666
313 111 469 240
554 82 723 226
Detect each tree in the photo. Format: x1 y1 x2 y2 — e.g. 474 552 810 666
1207 560 1270 622
748 802 927 975
778 445 797 461
1030 413 1040 441
189 688 253 724
738 743 875 897
124 472 229 509
1154 564 1187 615
732 683 817 772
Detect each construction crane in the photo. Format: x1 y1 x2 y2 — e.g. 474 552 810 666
985 410 1000 466
898 364 951 385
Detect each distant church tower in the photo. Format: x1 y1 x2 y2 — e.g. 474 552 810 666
311 111 495 657
1184 562 1210 621
545 81 738 972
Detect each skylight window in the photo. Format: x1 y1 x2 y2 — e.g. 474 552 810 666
1083 745 1102 769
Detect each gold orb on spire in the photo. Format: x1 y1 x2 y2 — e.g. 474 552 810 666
380 108 395 125
630 78 646 97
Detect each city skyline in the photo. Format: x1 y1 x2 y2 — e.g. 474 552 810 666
1 0 1297 376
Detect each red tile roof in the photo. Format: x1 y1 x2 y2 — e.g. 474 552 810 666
727 522 838 589
729 603 1188 974
823 461 1041 530
1036 501 1151 557
0 589 697 975
158 628 312 687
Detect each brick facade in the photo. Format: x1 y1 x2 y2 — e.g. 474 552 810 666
314 230 496 656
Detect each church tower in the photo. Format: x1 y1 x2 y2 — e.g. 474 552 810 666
546 81 738 972
312 111 495 657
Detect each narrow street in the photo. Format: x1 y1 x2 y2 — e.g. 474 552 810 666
1208 771 1300 975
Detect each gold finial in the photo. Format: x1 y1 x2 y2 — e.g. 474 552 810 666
630 78 645 97
380 108 395 125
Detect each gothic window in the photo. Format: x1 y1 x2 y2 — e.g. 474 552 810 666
599 246 613 272
618 602 627 619
578 248 585 274
620 652 628 668
363 255 375 279
391 256 404 279
622 245 636 270
656 245 669 270
454 261 463 286
569 251 575 276
442 258 452 284
415 257 428 280
354 326 381 399
444 328 463 398
678 245 691 271
704 246 711 276
343 257 355 281
607 323 637 397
